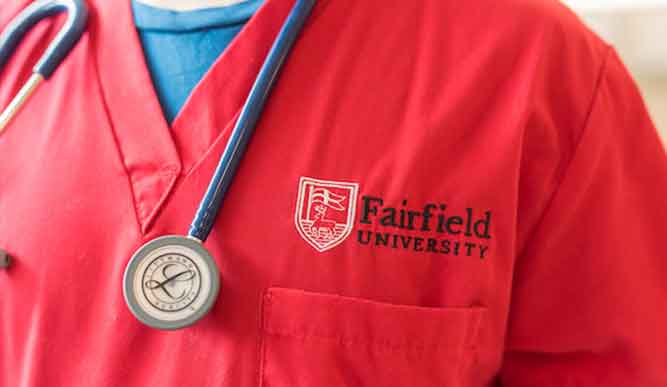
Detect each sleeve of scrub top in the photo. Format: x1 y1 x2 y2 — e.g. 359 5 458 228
500 48 667 386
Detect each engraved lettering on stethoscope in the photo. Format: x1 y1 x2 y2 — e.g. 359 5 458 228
145 264 196 300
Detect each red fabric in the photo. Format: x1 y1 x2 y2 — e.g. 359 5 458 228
0 0 665 386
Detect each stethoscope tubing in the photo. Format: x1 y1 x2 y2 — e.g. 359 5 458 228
188 0 316 242
0 0 88 133
0 0 88 79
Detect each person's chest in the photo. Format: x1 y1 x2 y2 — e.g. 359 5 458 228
0 0 543 386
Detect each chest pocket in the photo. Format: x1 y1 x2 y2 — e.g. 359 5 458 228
259 288 486 387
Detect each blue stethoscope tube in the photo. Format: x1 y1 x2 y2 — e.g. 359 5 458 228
0 0 88 79
0 0 88 134
188 0 316 242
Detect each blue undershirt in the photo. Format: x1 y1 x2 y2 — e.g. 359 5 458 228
131 1 265 124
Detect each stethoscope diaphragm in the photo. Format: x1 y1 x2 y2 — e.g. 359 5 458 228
123 236 220 330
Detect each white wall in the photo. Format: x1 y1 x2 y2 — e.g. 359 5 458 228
564 0 667 10
564 2 667 141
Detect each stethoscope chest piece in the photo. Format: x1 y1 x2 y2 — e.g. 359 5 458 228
123 236 220 330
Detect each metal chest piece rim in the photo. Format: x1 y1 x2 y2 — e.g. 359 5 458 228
123 235 220 330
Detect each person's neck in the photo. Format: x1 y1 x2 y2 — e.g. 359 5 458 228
134 0 250 11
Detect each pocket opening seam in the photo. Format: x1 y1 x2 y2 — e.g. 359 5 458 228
263 327 473 354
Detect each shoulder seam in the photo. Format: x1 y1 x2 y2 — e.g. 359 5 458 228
572 44 614 152
515 44 614 261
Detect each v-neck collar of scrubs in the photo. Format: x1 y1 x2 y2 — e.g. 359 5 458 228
92 0 316 234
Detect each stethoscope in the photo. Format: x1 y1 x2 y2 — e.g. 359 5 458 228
0 0 316 330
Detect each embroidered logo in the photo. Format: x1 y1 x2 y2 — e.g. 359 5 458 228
295 176 359 252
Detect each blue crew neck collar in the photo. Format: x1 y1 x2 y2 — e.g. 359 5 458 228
131 0 265 31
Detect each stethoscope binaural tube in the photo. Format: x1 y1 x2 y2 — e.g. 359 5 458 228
0 0 88 134
123 0 317 330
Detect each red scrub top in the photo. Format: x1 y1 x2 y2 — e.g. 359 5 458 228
1 0 666 386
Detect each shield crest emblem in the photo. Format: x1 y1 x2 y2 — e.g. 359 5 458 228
295 176 359 252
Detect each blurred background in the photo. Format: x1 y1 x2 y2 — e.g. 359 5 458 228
563 0 666 142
